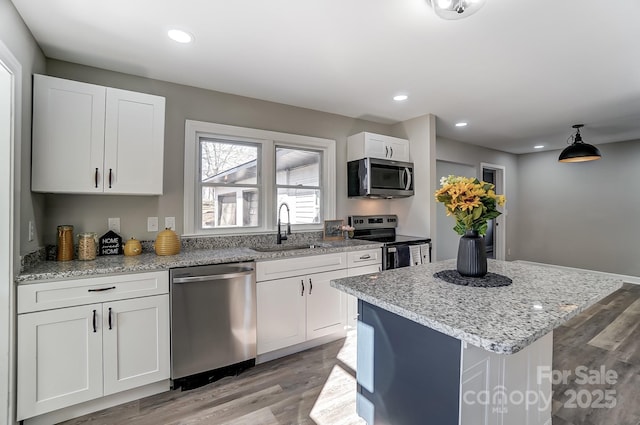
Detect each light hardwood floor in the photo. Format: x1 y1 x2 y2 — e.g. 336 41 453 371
61 284 640 425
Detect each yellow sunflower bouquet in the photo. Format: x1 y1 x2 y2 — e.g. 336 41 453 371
434 175 506 236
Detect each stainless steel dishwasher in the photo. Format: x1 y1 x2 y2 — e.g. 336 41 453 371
170 262 256 390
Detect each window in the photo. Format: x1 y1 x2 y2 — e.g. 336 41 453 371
199 138 260 229
184 121 336 235
275 147 322 224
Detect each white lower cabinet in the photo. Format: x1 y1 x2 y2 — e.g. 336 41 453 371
17 304 104 419
257 268 347 354
102 296 170 396
257 275 307 353
17 272 170 422
257 249 381 356
346 264 381 327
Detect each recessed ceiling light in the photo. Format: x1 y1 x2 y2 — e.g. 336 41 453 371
168 29 193 44
534 145 544 149
393 95 408 101
455 122 468 127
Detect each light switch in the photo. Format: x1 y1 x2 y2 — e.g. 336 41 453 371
147 217 159 232
108 217 121 233
165 216 176 230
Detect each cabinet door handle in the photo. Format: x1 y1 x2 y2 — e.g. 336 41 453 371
92 309 97 333
88 286 116 292
385 146 389 157
108 307 113 330
94 168 99 188
108 168 113 188
390 146 393 157
359 254 371 259
309 278 313 295
301 279 305 296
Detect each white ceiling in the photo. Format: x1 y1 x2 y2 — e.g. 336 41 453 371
11 0 640 154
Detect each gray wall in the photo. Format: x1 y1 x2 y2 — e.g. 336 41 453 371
39 59 392 245
517 140 640 276
436 137 519 260
0 0 46 256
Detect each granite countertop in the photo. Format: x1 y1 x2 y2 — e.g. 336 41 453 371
17 239 381 284
330 259 623 354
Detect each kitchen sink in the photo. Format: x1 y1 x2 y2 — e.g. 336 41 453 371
251 243 330 252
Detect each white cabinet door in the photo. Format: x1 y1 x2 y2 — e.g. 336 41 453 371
386 137 410 161
104 88 165 195
17 304 103 420
348 132 411 161
31 75 106 193
257 276 306 354
306 269 348 340
102 295 170 395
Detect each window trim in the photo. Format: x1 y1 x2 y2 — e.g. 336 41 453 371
184 120 336 236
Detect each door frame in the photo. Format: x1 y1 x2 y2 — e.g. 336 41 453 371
0 40 21 425
480 163 506 261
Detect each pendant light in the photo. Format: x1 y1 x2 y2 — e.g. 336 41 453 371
558 124 601 163
427 0 487 20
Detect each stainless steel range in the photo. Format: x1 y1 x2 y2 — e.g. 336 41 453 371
348 215 431 270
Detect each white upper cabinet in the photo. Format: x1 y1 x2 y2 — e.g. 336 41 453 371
347 132 410 162
31 74 165 195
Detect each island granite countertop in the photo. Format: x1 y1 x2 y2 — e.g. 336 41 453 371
330 259 623 354
18 239 382 284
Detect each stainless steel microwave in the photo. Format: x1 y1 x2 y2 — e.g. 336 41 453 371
347 157 414 198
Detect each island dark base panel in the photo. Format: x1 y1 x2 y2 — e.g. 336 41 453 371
358 301 462 425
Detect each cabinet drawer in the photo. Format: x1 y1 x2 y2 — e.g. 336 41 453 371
257 252 347 282
18 271 169 314
347 248 381 268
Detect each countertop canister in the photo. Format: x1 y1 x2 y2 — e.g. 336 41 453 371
77 232 97 261
57 225 74 261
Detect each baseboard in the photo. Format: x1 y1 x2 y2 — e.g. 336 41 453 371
256 331 347 364
513 260 640 285
23 380 170 425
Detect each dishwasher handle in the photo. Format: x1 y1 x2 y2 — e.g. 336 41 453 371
172 270 254 283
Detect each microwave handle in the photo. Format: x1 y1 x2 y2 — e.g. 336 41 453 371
404 168 412 190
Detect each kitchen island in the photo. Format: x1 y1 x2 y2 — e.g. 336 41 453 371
330 259 623 425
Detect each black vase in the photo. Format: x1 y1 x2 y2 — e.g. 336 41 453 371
457 229 487 277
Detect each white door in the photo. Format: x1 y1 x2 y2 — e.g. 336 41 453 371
31 75 106 193
102 295 170 395
306 269 348 340
104 88 165 195
257 276 306 354
17 305 103 420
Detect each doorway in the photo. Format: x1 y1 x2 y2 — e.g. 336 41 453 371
481 163 506 260
0 40 20 425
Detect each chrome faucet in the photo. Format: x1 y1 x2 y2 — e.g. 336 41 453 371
277 202 292 244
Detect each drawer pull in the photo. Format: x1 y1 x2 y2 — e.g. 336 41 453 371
92 309 97 333
108 307 113 330
359 254 371 260
88 286 116 292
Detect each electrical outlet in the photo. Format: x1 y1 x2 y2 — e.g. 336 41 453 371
507 248 511 256
108 217 121 233
28 221 34 242
147 217 159 232
165 216 176 230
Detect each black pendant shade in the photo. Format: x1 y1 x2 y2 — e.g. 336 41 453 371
558 124 601 163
